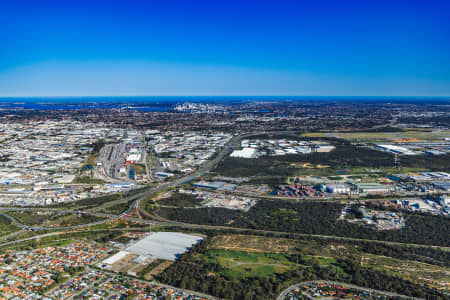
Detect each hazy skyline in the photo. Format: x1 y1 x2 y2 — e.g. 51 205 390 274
1 0 450 96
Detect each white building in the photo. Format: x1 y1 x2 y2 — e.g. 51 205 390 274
376 144 416 155
126 153 141 163
326 184 351 194
155 172 174 178
357 183 390 194
53 174 76 184
230 147 260 158
438 195 450 206
315 145 335 153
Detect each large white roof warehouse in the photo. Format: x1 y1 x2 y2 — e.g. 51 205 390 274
102 250 131 265
376 144 417 155
230 147 259 158
125 232 203 261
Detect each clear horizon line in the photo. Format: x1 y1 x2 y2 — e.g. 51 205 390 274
0 95 449 98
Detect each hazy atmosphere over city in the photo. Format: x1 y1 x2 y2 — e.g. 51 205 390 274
0 1 449 300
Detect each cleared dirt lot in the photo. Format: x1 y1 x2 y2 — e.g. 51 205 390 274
209 234 302 253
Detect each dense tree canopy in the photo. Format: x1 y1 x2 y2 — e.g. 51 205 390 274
158 201 450 246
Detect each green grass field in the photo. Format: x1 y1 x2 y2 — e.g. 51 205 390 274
205 234 450 292
197 249 301 279
0 214 20 237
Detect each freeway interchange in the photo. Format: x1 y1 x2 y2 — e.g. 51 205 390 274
0 131 245 232
0 132 448 300
1 131 448 253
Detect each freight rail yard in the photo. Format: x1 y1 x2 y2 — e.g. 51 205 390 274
98 140 147 182
0 99 448 300
2 0 450 297
0 120 235 207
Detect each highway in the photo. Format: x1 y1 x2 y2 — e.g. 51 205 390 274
117 130 246 206
100 130 299 205
0 129 240 232
0 200 156 231
3 130 448 251
0 227 156 248
2 203 449 251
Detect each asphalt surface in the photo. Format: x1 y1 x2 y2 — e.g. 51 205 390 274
276 280 421 300
0 201 156 231
2 131 449 251
0 130 444 300
0 132 248 233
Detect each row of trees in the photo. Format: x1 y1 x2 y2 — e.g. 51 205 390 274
158 200 450 246
398 115 450 127
159 225 450 267
215 137 450 178
157 239 446 299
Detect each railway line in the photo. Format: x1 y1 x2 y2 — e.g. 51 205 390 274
2 131 447 250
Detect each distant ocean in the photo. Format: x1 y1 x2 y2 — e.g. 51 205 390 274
0 96 448 110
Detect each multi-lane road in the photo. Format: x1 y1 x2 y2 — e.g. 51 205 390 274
0 204 155 231
276 281 420 300
0 132 253 234
2 131 449 253
1 130 439 299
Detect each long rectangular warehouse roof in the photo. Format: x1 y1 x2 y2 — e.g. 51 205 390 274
125 232 203 261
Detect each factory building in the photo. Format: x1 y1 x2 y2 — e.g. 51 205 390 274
125 153 141 164
193 181 226 190
433 182 450 192
230 147 260 158
325 184 351 194
356 183 390 194
424 150 446 155
314 145 335 152
154 172 174 178
438 195 450 206
376 144 416 155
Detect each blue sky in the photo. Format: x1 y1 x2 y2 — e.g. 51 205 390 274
1 0 449 96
